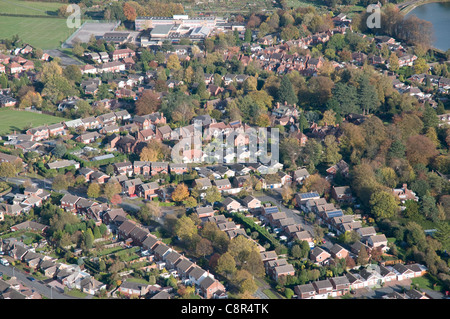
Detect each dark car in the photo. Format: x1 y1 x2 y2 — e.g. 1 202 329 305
27 276 36 282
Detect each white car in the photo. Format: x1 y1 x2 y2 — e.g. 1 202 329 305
0 258 9 266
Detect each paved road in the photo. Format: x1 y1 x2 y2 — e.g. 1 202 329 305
6 177 52 190
44 49 83 66
0 264 77 299
256 192 334 250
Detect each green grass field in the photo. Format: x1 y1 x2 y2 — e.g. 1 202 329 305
0 16 76 49
0 108 67 135
0 0 62 16
0 0 77 49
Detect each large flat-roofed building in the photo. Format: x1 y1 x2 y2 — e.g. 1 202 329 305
135 15 221 31
149 24 176 38
101 32 133 44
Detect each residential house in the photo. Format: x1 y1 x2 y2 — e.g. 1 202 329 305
329 276 350 297
356 226 377 240
142 235 160 252
295 283 316 299
293 168 310 184
222 197 242 212
199 276 226 299
153 243 172 261
359 268 383 287
138 182 159 199
196 206 215 221
331 186 353 203
118 280 151 298
76 132 102 144
393 263 415 281
60 194 80 213
273 264 295 281
241 195 261 210
193 177 212 190
47 123 66 137
169 163 188 175
329 244 349 260
151 162 169 175
392 183 419 203
117 220 137 240
312 279 333 299
213 178 232 192
367 234 388 251
122 178 143 196
310 247 331 265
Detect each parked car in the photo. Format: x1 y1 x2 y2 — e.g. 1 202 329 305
0 258 10 266
27 276 36 282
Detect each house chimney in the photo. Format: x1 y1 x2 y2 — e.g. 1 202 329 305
403 183 407 190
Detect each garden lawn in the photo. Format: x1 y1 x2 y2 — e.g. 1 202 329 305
0 109 67 135
412 273 444 291
0 16 76 49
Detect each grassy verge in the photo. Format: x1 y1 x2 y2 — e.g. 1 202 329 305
0 109 67 135
263 289 284 299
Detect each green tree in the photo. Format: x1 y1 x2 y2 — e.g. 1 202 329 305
103 181 121 202
328 82 359 116
389 52 399 72
0 162 16 178
421 194 439 222
204 186 222 205
87 183 101 198
52 174 70 191
422 104 439 129
244 28 252 43
84 228 94 250
322 135 341 165
369 191 399 220
356 246 369 265
434 222 450 252
358 75 379 114
196 238 213 258
414 57 428 74
278 75 298 105
175 215 198 242
290 245 302 259
242 249 265 278
52 144 67 158
216 252 237 278
388 139 406 159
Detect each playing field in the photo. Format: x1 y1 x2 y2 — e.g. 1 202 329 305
0 16 77 49
0 109 68 135
0 0 78 49
0 0 62 16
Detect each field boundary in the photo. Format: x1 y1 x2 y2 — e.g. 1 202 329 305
0 12 64 18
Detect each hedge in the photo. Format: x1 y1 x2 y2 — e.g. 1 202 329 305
65 152 128 168
225 212 279 249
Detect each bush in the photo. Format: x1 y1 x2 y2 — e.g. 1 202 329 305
285 288 294 299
